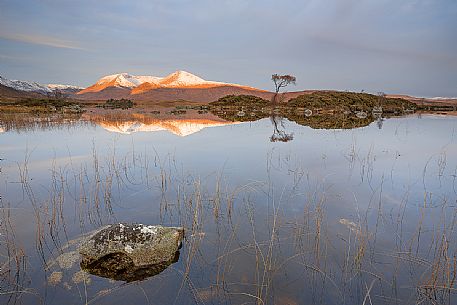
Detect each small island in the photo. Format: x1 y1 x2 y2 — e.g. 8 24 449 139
209 91 417 129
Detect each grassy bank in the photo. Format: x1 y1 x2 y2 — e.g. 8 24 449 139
0 97 84 113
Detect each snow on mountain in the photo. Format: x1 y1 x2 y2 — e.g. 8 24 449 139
0 75 82 93
160 70 223 87
428 96 457 100
79 70 249 94
0 75 52 93
47 84 84 91
96 73 163 88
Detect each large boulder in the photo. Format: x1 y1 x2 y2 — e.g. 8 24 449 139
79 223 184 282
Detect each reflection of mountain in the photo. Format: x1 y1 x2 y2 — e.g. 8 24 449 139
0 112 237 136
94 117 238 136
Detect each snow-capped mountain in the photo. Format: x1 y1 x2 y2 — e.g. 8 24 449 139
79 70 251 94
158 70 227 88
0 75 83 94
47 84 84 91
0 75 52 93
94 73 163 89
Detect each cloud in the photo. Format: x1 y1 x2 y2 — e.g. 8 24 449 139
303 30 457 65
0 31 85 50
0 53 20 60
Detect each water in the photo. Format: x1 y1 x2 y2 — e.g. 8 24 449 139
1 112 456 305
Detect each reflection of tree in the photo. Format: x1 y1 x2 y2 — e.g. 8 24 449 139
376 117 384 129
270 115 294 142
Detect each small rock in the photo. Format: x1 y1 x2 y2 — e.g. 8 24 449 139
79 223 184 282
355 111 368 119
304 109 313 117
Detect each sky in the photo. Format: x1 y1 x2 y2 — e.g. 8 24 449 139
0 0 456 97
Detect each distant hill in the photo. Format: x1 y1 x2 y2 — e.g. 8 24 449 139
76 86 273 103
131 86 271 103
386 94 457 106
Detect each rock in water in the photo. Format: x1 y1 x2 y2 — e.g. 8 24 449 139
79 223 184 282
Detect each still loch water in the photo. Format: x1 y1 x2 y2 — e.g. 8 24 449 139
1 113 456 305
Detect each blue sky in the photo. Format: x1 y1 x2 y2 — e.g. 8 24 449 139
0 0 456 97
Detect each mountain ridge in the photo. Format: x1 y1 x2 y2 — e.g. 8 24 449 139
73 70 268 102
78 70 260 95
0 75 83 94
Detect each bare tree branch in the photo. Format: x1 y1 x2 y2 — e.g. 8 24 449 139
271 74 296 104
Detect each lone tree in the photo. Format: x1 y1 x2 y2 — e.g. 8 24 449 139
271 74 296 103
377 91 386 106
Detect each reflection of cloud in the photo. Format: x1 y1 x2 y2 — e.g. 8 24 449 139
0 53 20 60
0 32 85 50
27 155 90 170
339 218 365 237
